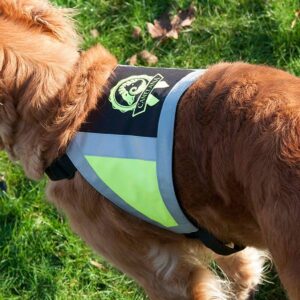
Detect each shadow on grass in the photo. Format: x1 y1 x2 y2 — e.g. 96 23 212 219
0 198 21 248
256 266 288 300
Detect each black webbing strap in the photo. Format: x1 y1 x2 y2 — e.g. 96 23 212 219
45 154 77 181
45 155 245 255
186 228 245 256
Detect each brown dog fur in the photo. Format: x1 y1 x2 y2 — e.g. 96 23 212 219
1 1 300 299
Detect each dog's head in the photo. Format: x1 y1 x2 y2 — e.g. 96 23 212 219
0 0 80 178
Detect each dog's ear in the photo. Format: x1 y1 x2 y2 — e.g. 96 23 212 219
0 0 79 46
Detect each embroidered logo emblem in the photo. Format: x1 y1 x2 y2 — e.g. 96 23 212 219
109 74 169 117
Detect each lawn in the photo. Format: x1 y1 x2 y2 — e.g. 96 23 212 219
1 0 299 299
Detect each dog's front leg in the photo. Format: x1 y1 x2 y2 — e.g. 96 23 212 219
47 175 228 300
216 247 266 300
143 242 230 300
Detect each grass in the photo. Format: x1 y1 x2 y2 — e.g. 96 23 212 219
1 0 299 299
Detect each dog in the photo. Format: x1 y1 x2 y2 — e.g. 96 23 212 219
1 1 300 299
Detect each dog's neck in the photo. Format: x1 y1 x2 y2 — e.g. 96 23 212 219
10 45 117 180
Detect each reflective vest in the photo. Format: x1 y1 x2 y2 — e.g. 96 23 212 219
46 65 245 255
67 65 205 234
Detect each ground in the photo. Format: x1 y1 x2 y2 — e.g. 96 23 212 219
1 0 299 299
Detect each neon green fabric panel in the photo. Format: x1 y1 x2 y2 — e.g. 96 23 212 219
85 156 177 227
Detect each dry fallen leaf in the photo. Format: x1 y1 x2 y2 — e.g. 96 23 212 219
90 260 104 270
147 5 196 40
90 29 99 38
166 28 179 39
132 26 142 39
139 50 158 65
147 21 165 39
126 50 159 66
126 54 138 66
291 9 300 28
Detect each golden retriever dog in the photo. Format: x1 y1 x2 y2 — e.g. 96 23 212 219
1 1 299 299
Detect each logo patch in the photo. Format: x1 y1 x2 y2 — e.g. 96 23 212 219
109 74 169 117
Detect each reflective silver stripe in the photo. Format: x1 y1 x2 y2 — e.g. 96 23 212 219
67 138 172 229
72 132 156 161
67 132 197 233
157 69 206 233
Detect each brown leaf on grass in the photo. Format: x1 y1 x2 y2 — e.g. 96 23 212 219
126 51 158 66
126 54 138 65
147 22 167 39
166 29 179 39
147 21 164 39
291 9 300 28
90 260 104 270
147 5 196 40
140 50 158 65
132 26 142 39
90 29 99 38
